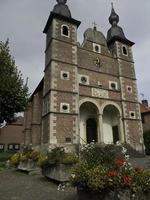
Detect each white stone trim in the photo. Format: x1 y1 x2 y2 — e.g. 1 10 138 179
101 101 122 116
93 43 101 53
60 103 70 113
109 81 118 90
49 114 57 144
60 71 70 80
129 111 136 119
61 24 70 38
126 85 133 93
79 74 89 85
122 45 128 56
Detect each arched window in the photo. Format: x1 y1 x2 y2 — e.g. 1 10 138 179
61 25 70 37
122 46 128 55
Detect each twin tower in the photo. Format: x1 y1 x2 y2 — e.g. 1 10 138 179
24 0 144 153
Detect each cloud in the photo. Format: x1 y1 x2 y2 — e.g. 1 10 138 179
0 0 150 102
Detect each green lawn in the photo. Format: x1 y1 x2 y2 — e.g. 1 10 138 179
0 151 14 171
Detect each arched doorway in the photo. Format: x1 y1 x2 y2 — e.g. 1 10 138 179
86 118 97 143
103 105 120 144
79 102 99 144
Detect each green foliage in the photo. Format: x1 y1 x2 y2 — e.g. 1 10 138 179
70 143 150 196
0 151 14 162
0 40 29 122
80 143 124 168
39 147 78 169
143 131 150 155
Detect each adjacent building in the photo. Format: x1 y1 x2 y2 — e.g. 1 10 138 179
0 117 24 151
24 0 144 153
140 100 150 133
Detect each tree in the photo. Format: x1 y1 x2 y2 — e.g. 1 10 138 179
0 40 29 122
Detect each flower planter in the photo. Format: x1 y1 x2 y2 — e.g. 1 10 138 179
18 160 39 172
77 188 150 200
42 164 72 182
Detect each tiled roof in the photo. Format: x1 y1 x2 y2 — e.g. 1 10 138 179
140 103 150 114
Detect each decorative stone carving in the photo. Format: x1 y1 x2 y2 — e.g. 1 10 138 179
92 88 109 98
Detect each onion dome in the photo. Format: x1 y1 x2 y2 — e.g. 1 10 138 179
53 0 71 18
107 3 134 46
107 3 126 42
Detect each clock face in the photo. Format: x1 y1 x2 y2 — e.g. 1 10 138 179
57 0 67 4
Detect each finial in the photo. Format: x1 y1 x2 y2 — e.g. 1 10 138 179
111 2 114 9
92 22 97 30
109 3 119 26
56 0 67 4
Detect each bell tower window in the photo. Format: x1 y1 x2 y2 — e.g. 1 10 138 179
122 46 128 56
61 25 70 37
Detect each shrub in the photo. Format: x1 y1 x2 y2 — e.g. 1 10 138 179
39 147 78 169
70 143 150 197
143 131 150 155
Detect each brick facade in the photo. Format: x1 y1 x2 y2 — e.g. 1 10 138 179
24 1 144 153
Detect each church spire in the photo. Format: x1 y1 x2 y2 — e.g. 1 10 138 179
107 4 134 46
109 3 119 26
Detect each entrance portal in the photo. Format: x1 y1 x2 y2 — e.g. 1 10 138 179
103 105 120 144
79 102 99 144
86 118 97 143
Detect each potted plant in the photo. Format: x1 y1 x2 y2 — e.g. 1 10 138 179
10 146 41 172
70 143 150 200
39 146 78 182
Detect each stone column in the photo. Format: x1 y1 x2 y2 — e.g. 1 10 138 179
98 114 104 143
119 116 125 143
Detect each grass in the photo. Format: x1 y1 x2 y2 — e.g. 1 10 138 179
0 151 14 162
0 151 14 171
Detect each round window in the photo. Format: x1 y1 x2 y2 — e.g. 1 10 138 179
127 87 132 92
131 112 135 117
81 77 87 84
62 105 68 110
63 73 68 79
111 83 116 90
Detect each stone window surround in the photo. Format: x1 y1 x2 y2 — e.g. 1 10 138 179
127 85 133 93
79 74 89 85
129 111 136 119
98 81 103 88
93 43 101 53
122 45 128 56
61 24 70 38
109 81 118 90
60 71 70 80
60 103 70 113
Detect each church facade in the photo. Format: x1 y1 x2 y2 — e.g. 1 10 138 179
24 0 144 153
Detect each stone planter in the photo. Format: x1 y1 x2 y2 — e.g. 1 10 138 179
77 188 150 200
42 164 72 182
18 159 39 172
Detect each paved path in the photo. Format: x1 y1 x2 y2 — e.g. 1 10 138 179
0 170 77 200
0 157 149 200
130 156 150 169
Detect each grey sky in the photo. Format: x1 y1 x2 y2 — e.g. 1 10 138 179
0 0 150 102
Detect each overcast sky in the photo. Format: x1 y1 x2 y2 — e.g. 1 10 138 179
0 0 150 102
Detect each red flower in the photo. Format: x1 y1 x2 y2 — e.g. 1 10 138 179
107 170 118 177
122 176 132 186
115 159 127 167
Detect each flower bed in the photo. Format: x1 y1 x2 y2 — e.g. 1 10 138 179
70 143 150 199
10 146 41 172
39 147 78 182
